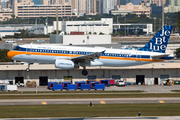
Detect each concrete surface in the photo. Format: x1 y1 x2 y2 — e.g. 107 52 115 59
16 85 180 93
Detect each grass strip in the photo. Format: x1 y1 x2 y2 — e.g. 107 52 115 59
171 90 180 92
0 90 144 94
0 104 180 118
0 93 180 99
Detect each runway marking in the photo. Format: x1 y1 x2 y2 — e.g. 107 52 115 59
100 101 105 104
42 102 47 105
159 101 164 103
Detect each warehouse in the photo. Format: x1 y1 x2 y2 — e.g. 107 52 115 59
0 61 180 86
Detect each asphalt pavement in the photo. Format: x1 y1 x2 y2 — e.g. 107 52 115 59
17 85 180 93
0 97 180 105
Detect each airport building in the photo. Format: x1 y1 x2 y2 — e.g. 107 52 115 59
0 24 45 37
53 18 113 35
50 35 112 45
113 23 153 35
0 62 179 86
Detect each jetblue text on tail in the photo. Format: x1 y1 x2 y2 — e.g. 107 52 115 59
140 26 172 53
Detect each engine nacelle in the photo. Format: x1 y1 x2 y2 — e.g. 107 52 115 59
55 59 75 69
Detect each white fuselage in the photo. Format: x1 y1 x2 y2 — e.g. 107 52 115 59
8 44 172 68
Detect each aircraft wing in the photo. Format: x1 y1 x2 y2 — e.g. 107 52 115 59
151 54 170 60
71 50 106 65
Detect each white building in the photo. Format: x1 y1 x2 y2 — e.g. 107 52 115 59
53 18 113 35
102 0 115 14
0 24 49 37
50 34 111 45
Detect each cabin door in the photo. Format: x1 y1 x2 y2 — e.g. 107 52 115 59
136 52 141 62
26 45 32 55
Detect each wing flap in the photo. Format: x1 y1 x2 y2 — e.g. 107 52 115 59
71 50 105 66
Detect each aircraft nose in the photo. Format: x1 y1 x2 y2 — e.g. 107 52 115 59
7 51 14 59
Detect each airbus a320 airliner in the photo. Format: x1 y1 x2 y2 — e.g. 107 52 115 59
7 26 173 76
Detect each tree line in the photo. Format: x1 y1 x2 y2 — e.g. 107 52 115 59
0 49 12 62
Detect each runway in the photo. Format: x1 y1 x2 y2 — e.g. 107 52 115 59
1 117 180 120
0 97 180 105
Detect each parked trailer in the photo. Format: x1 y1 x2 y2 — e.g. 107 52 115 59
52 84 63 91
63 82 72 89
47 82 58 89
110 79 115 86
0 85 6 91
75 82 86 89
90 82 100 89
7 85 17 91
81 84 91 90
67 84 77 91
0 85 17 91
100 80 110 87
95 84 105 90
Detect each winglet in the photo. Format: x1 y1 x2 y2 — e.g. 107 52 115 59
101 50 106 54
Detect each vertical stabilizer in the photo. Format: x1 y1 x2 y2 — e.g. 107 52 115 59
140 25 173 53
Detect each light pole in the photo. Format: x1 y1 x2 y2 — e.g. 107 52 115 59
159 19 161 30
162 0 164 27
46 14 48 35
153 17 156 33
124 18 126 36
166 17 169 25
56 6 59 35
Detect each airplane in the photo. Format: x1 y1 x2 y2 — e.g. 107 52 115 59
7 25 173 76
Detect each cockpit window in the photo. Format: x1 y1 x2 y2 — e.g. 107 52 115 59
13 46 20 51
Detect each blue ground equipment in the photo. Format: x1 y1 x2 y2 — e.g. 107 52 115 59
100 80 110 87
67 84 77 90
75 81 86 89
90 81 100 89
81 84 91 90
62 82 72 89
52 84 63 91
95 84 105 90
47 82 58 89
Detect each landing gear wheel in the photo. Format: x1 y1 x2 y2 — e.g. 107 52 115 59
82 70 88 76
26 68 30 72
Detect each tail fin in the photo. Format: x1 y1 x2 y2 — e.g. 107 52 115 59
140 25 173 53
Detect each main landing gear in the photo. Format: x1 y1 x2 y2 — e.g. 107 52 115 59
82 69 88 76
82 67 88 76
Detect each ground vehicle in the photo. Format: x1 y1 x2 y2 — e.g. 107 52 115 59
116 80 126 87
5 39 15 43
16 83 24 87
15 38 23 41
36 39 46 43
162 79 172 86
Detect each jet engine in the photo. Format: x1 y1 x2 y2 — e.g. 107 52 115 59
55 59 75 69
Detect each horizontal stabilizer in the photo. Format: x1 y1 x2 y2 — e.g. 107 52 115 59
151 54 170 60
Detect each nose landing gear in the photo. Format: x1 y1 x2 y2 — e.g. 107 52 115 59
26 63 31 72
